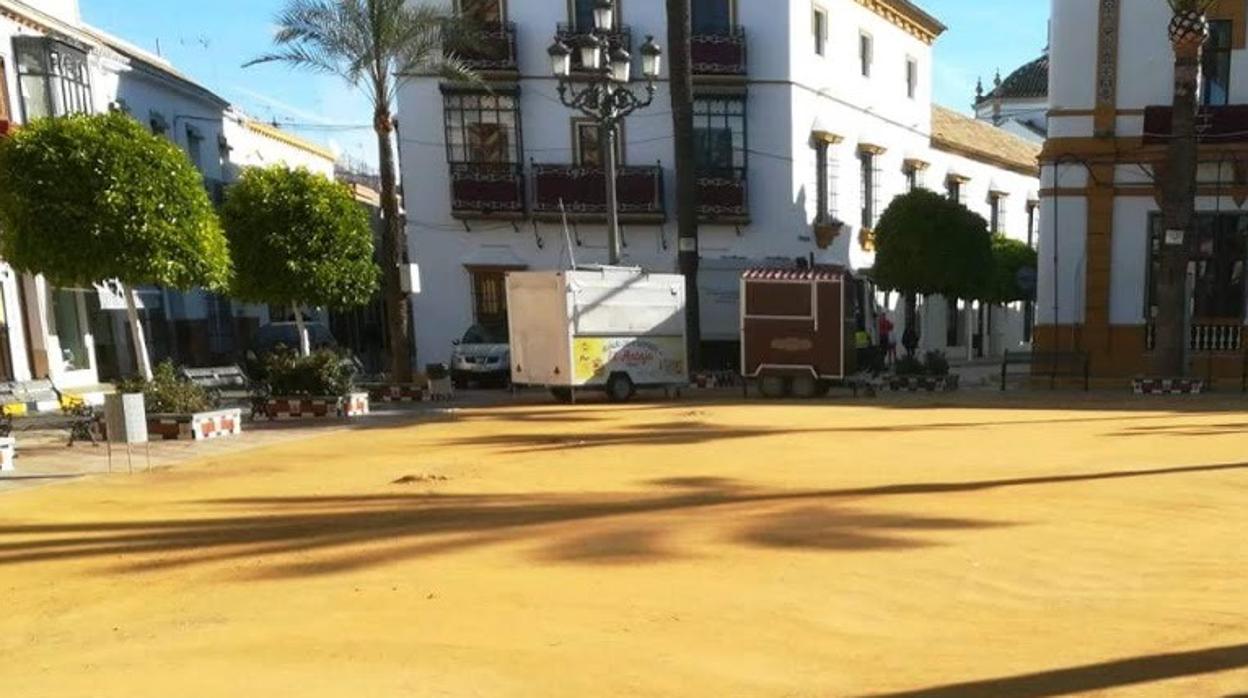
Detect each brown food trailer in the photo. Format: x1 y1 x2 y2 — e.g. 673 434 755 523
740 266 858 398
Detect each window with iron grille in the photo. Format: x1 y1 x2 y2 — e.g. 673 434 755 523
904 164 925 192
990 194 1004 234
443 91 521 164
470 269 509 329
946 177 963 204
906 57 918 99
0 56 12 124
13 36 92 121
692 95 746 173
859 151 875 228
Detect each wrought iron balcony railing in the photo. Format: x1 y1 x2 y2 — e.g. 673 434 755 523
691 27 747 76
531 163 665 222
449 162 526 218
696 166 749 222
445 21 518 72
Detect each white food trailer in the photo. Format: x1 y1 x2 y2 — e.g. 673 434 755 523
506 267 689 402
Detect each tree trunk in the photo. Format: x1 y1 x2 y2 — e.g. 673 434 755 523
1156 31 1203 376
376 108 413 383
292 303 310 356
123 284 153 381
667 0 701 373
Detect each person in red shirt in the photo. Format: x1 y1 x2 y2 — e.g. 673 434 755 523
878 313 896 366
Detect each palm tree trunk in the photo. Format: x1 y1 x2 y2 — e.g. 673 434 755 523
1156 10 1206 377
376 108 413 383
667 0 701 374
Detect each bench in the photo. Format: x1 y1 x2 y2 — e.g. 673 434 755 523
0 379 98 446
180 365 268 419
1001 351 1090 391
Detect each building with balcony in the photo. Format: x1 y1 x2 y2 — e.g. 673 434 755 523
0 0 338 389
401 0 1041 368
1039 0 1248 383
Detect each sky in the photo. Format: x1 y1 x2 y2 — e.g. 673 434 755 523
79 0 1050 169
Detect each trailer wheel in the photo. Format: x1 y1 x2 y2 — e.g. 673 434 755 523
758 374 789 399
791 374 820 399
606 373 636 403
550 387 574 403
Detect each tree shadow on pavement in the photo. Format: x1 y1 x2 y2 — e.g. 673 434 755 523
435 412 1248 454
868 641 1248 697
1 461 1245 578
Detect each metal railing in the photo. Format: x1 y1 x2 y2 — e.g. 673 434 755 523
696 166 749 221
531 162 664 220
445 21 518 72
448 162 526 217
691 26 747 76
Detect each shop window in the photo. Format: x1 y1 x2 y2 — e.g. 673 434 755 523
14 36 92 121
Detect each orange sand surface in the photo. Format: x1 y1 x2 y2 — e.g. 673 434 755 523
2 394 1247 696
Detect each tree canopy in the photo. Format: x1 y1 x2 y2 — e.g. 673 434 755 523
0 111 229 290
222 165 378 310
984 234 1039 304
872 189 994 300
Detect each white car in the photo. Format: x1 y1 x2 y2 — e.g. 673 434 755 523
451 324 510 388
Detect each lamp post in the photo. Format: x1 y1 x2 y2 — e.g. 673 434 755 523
548 3 662 265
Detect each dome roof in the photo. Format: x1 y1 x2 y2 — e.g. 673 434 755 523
978 54 1048 104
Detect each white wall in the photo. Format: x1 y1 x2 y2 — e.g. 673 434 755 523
401 0 1039 364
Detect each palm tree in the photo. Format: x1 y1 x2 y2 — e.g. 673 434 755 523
667 0 701 372
248 0 477 383
1155 0 1216 376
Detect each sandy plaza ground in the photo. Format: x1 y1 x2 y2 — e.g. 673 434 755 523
2 391 1247 696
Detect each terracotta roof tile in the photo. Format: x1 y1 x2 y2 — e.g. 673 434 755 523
930 105 1042 177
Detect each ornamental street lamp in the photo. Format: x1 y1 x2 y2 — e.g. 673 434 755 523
548 2 662 265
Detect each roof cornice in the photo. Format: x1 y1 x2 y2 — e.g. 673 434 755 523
853 0 947 45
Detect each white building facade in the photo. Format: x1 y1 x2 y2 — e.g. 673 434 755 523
1040 0 1248 382
0 0 337 389
400 0 1041 369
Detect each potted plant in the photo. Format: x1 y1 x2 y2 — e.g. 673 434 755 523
111 362 242 441
261 348 370 419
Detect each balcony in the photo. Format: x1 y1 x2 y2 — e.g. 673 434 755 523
531 163 665 222
556 23 632 72
445 21 518 73
696 167 749 223
449 162 526 219
691 27 747 77
1143 105 1248 144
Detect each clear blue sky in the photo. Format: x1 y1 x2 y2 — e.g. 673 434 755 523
79 0 1050 169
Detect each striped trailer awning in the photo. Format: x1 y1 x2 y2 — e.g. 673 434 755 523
741 266 845 282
